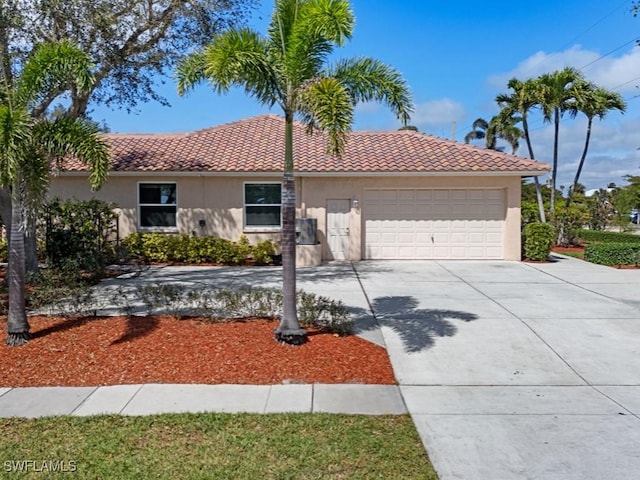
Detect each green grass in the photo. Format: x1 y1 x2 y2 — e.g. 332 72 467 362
0 413 438 479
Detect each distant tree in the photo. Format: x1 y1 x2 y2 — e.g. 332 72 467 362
177 0 412 345
535 67 584 213
564 83 626 207
463 114 522 153
497 78 546 222
464 118 495 148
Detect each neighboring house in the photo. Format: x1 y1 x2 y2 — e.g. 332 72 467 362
50 114 549 262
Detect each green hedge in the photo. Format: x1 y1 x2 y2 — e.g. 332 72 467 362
577 229 640 244
584 242 640 266
523 222 556 261
121 233 276 265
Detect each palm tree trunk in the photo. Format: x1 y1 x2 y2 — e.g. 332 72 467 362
6 183 31 346
274 114 306 346
550 108 560 214
523 117 546 223
24 215 39 274
565 118 593 208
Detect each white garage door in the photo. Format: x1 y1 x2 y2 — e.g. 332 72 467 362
364 189 505 259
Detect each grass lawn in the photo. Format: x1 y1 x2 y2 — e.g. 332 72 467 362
1 413 438 479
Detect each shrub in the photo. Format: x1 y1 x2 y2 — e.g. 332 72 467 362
577 229 640 244
251 240 277 264
45 197 118 275
0 239 7 262
523 223 556 261
552 205 588 247
120 233 276 265
584 242 640 266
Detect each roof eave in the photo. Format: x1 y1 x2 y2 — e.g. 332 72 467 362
55 169 549 178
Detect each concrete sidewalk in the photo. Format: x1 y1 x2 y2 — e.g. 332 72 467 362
0 384 406 417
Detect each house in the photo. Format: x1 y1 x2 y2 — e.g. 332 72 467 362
50 114 549 263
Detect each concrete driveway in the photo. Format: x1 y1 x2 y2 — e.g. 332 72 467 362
353 256 640 480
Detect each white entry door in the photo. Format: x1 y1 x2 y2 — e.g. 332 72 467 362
327 199 351 260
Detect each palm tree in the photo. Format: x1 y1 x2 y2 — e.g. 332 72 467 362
564 83 626 207
464 115 522 153
1 41 109 346
176 0 412 345
492 110 523 154
535 67 583 213
464 118 496 149
496 78 546 222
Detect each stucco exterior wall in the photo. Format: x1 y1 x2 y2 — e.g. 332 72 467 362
49 173 522 260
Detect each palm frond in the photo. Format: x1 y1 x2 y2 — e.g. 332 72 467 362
15 40 94 111
34 117 110 191
0 105 33 187
298 76 353 157
178 29 280 108
328 57 413 124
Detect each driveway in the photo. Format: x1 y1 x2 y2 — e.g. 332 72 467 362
353 257 640 480
96 256 640 479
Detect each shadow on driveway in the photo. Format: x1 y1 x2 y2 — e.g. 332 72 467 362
369 296 478 353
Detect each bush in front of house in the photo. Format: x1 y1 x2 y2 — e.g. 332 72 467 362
584 242 640 267
45 197 119 275
117 283 353 335
121 233 276 265
523 222 556 261
577 229 640 244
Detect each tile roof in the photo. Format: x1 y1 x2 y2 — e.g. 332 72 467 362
63 114 549 175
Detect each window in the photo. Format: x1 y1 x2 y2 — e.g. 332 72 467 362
138 183 177 228
244 183 282 228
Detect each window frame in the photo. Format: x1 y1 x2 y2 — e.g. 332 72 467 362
137 181 178 231
243 181 283 230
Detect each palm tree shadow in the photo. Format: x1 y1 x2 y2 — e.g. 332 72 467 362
31 316 90 339
111 316 160 345
372 296 479 353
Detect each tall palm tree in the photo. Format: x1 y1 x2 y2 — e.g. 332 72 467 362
564 83 626 207
496 77 546 222
535 67 583 213
176 0 412 345
1 40 109 346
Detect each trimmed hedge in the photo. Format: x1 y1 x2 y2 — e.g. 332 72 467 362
523 222 556 261
577 229 640 244
584 242 640 266
121 233 276 265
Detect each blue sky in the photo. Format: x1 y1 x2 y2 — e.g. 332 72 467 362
90 0 640 191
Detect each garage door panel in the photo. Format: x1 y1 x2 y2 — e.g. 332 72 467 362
364 188 505 260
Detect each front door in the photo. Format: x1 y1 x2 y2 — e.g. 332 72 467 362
327 199 351 260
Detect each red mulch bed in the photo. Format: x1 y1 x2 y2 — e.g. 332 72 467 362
0 315 396 387
552 245 585 254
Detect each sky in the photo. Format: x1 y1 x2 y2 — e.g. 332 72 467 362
90 0 640 191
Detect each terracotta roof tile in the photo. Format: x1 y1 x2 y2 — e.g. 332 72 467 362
63 114 549 175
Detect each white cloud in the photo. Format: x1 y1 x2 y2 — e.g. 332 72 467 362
488 44 640 94
411 98 466 127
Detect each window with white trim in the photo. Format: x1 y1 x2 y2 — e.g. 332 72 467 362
244 183 282 228
138 183 177 228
